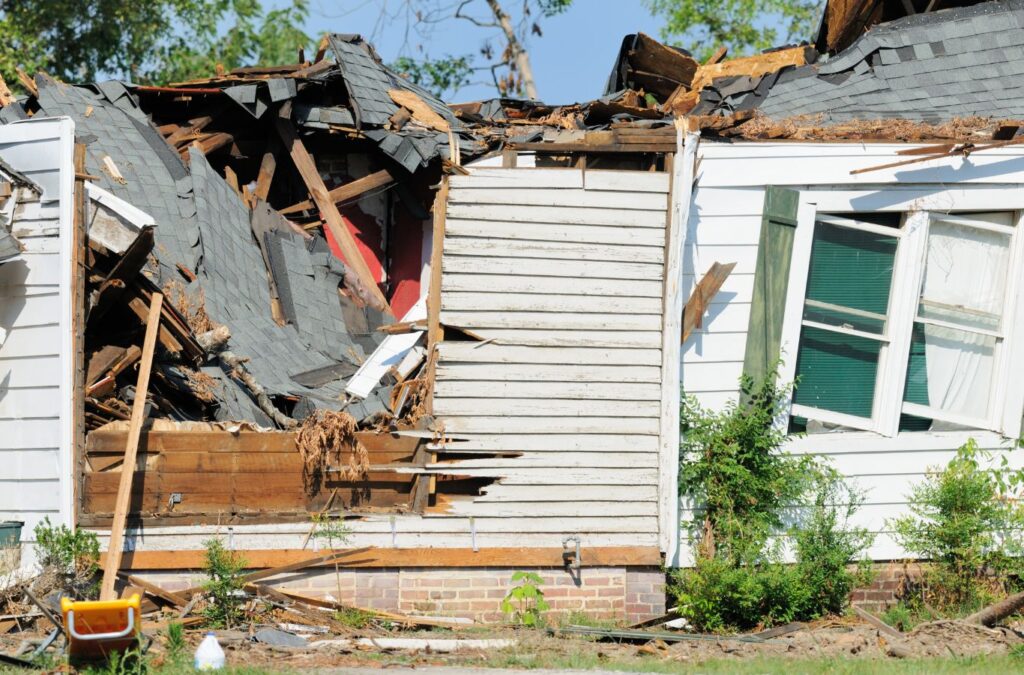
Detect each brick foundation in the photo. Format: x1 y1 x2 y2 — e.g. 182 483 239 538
136 565 666 624
849 562 925 613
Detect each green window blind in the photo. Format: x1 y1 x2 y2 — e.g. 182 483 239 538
791 220 897 419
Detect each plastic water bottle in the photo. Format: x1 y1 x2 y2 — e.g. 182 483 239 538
194 632 225 670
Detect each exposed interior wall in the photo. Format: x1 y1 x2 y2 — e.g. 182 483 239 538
0 117 76 569
680 141 1024 562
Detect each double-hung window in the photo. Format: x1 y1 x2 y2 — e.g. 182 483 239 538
783 205 1024 438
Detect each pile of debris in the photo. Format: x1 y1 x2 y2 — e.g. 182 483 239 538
0 551 502 670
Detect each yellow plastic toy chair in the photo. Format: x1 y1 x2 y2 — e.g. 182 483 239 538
61 593 141 660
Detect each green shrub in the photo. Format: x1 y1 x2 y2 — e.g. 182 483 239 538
201 537 247 628
671 370 873 632
33 516 101 598
889 438 1024 612
501 571 549 627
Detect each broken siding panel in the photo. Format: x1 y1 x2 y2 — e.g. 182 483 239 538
435 167 668 540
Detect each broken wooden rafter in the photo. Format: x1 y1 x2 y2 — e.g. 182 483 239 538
165 115 214 147
278 168 395 215
15 68 37 98
0 74 15 107
276 116 391 313
377 319 427 335
682 261 736 343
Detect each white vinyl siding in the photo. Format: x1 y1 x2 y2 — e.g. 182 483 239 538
0 118 76 570
431 167 670 548
681 142 1024 562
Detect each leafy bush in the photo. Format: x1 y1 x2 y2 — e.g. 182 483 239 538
501 571 549 627
889 438 1024 612
201 538 247 628
33 516 100 598
33 516 100 576
671 370 873 632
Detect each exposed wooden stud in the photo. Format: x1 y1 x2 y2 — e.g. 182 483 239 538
276 116 391 312
72 143 88 527
99 292 163 601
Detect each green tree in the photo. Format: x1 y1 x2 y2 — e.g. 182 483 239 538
643 0 823 62
0 0 312 90
387 0 573 99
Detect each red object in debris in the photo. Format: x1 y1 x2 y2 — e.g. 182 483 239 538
388 201 426 319
324 203 385 287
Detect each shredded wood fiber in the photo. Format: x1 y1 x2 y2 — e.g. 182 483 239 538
183 367 218 403
163 279 217 334
295 410 369 495
729 113 1008 142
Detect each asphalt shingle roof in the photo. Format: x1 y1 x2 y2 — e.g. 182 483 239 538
23 78 390 423
699 0 1024 123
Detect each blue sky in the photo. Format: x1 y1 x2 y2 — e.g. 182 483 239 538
294 1 666 104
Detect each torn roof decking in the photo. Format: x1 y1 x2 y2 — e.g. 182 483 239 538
24 77 391 421
697 0 1024 123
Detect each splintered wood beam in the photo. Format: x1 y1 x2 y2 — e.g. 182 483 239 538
165 115 213 146
254 150 277 201
682 261 736 344
278 168 395 215
314 35 330 63
0 74 15 107
99 292 163 601
276 118 391 313
15 68 37 97
704 46 728 66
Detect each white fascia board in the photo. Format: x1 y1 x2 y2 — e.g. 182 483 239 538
85 181 156 227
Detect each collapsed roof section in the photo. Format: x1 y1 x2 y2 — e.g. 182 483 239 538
0 33 501 430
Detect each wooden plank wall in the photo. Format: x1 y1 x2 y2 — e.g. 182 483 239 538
681 142 1024 561
432 167 671 548
0 120 71 546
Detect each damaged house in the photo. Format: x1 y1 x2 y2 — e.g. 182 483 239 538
3 0 1024 623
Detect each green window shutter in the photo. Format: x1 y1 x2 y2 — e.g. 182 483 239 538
742 186 800 385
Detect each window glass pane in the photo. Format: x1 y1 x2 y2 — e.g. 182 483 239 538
902 322 996 420
802 221 897 336
794 325 882 418
919 218 1010 332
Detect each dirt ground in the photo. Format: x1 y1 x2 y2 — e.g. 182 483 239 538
120 616 1024 672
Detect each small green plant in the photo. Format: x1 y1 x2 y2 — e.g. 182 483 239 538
1011 642 1024 660
33 516 101 597
201 537 247 629
501 571 549 627
164 621 186 663
881 599 937 632
671 368 874 632
82 636 150 675
335 606 375 629
889 439 1024 612
311 513 353 607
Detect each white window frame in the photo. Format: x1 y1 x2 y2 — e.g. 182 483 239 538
778 188 1024 439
